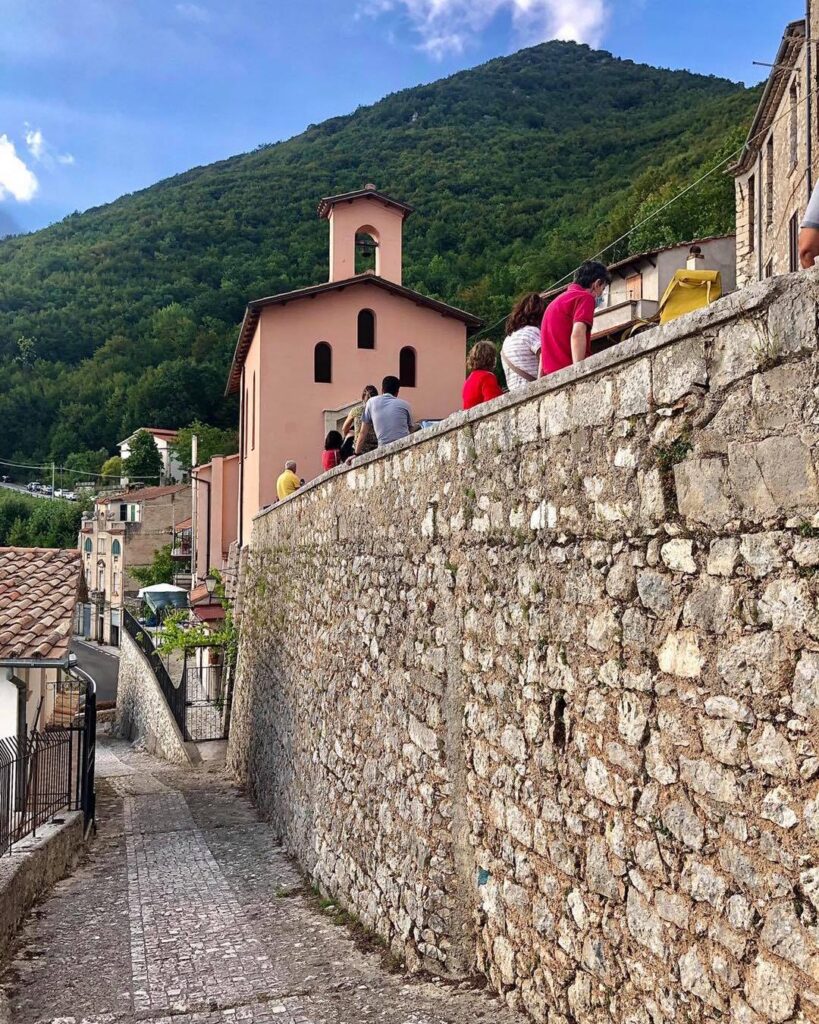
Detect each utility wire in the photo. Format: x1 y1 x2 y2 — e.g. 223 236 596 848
0 456 162 482
471 67 815 342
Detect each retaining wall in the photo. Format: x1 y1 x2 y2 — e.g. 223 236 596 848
229 270 819 1023
115 631 196 765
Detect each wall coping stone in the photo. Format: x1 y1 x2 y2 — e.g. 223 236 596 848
255 270 802 524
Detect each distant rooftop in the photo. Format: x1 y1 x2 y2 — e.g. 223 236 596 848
317 184 414 221
97 484 187 505
0 547 85 664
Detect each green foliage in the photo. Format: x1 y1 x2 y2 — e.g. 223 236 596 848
0 491 82 547
0 42 760 462
100 455 123 481
123 430 162 483
129 544 177 587
171 421 239 473
157 569 238 664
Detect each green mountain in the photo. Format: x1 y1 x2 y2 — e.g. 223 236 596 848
0 41 758 472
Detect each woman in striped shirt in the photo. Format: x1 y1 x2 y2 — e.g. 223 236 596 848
501 292 546 391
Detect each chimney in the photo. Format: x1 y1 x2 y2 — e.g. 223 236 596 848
687 244 705 271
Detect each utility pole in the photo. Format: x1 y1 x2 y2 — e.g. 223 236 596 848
51 462 55 500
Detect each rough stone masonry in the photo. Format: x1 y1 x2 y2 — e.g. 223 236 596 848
229 269 819 1023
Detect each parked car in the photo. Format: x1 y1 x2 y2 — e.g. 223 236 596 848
27 482 37 492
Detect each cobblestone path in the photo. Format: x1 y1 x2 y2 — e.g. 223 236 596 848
1 738 517 1024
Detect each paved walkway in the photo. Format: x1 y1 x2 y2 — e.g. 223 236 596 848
0 738 517 1024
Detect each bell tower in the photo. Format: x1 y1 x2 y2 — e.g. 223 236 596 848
318 184 413 285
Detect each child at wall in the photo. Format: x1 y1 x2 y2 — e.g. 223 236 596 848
322 430 344 471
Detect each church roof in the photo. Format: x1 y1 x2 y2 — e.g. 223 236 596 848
225 274 481 395
317 186 414 221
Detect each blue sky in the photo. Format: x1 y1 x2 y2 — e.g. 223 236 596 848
0 0 806 234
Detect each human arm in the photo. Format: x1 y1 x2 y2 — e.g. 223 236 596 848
570 322 588 363
570 293 595 364
482 372 504 401
354 421 373 455
341 410 357 437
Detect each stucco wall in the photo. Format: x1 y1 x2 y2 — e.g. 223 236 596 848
229 270 819 1023
115 631 195 766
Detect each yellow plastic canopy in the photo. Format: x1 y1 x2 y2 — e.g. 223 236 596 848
658 269 722 324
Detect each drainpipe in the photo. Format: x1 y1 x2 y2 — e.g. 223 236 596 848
808 1 814 195
192 473 211 582
758 152 764 281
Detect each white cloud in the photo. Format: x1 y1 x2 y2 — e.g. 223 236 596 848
0 135 38 202
23 124 75 167
25 126 45 161
175 3 211 23
366 0 609 58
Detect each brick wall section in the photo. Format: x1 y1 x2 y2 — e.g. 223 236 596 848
229 270 819 1023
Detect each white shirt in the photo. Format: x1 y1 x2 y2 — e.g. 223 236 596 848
501 326 541 391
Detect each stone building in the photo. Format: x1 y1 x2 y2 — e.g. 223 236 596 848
732 9 819 285
77 484 191 645
225 185 481 544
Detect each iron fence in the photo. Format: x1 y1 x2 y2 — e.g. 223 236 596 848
123 608 227 743
0 671 96 856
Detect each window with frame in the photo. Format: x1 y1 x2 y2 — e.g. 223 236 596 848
112 539 121 557
251 372 256 451
84 538 92 553
98 538 106 555
399 346 417 388
314 342 332 383
112 571 120 595
748 174 756 252
789 211 800 272
790 83 799 169
766 137 774 225
97 565 105 591
357 309 375 349
764 259 774 279
625 274 642 301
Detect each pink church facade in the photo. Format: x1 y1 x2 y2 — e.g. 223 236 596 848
226 186 481 544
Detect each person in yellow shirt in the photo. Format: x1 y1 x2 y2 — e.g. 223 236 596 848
276 460 300 501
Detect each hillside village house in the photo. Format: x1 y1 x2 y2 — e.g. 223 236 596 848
119 427 183 485
0 547 86 742
732 9 819 284
77 484 191 646
568 236 737 349
191 453 240 586
225 185 481 544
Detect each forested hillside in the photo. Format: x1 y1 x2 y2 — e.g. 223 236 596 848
0 40 759 471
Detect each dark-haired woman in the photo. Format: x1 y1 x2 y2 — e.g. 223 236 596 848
340 384 378 460
322 430 344 471
462 340 503 410
501 292 545 391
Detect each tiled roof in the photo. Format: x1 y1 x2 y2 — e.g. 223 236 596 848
0 548 85 664
176 516 192 531
119 426 179 444
98 484 187 505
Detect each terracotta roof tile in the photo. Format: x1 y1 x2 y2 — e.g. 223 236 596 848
0 547 85 663
97 484 187 505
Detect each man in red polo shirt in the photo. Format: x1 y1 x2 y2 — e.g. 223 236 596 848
540 261 612 377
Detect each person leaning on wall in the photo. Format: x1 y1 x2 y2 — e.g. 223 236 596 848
501 292 546 391
799 182 819 268
540 261 611 378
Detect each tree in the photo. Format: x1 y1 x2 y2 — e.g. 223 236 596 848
129 545 177 587
100 455 123 482
171 421 239 473
123 430 162 484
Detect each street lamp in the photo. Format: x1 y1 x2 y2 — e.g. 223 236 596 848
204 572 218 605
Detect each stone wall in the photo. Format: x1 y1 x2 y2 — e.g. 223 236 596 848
229 270 819 1023
115 632 197 765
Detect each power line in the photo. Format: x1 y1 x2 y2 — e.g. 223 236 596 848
0 456 162 482
471 75 819 342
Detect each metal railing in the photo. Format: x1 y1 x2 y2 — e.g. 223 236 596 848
123 608 227 743
0 669 96 856
123 608 187 727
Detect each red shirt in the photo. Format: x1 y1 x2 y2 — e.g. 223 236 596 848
540 283 595 376
462 370 503 410
322 450 341 471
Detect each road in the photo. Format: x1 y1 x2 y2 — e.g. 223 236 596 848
70 638 120 704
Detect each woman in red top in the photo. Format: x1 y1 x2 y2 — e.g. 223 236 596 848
322 430 343 471
462 340 503 410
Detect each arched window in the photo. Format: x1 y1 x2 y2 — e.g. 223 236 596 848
112 540 121 557
314 342 332 383
357 309 375 349
355 230 378 274
399 346 416 388
84 538 92 553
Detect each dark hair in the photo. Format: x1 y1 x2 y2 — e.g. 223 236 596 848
324 430 343 450
362 384 378 402
382 375 400 396
575 260 612 289
506 292 546 335
466 340 498 374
